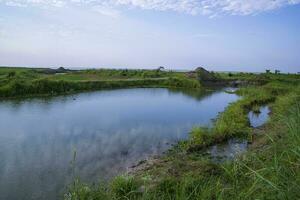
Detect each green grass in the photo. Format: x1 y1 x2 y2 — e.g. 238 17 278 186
49 69 186 81
0 67 201 98
217 71 300 84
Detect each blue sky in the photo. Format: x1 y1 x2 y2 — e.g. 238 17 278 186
0 0 299 72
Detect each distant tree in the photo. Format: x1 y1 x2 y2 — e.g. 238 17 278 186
228 72 233 77
265 69 271 73
275 70 281 74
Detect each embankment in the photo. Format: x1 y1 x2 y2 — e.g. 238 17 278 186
0 77 201 98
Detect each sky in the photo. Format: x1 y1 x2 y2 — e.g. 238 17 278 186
0 0 300 72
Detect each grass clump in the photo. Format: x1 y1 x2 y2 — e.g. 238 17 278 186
64 179 108 200
189 127 213 146
110 176 139 200
213 99 250 138
65 176 139 200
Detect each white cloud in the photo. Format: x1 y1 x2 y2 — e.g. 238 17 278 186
5 1 28 7
4 0 66 8
1 0 300 16
92 5 121 18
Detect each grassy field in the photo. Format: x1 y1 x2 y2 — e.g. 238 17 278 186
0 67 201 98
63 72 300 200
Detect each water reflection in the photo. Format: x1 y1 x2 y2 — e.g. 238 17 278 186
248 106 270 128
206 138 248 163
0 88 238 200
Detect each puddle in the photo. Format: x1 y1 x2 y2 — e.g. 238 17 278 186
206 138 248 163
203 106 270 163
248 106 270 128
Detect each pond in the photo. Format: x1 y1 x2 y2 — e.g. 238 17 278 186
248 106 271 128
0 88 238 200
205 105 272 162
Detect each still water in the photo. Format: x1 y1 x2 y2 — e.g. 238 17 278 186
206 105 271 162
248 106 270 128
0 88 238 200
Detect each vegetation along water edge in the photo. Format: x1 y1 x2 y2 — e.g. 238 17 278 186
62 70 300 200
0 67 202 98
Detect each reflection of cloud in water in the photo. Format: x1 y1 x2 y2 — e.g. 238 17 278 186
0 88 239 200
68 124 189 178
0 121 193 199
248 106 270 128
